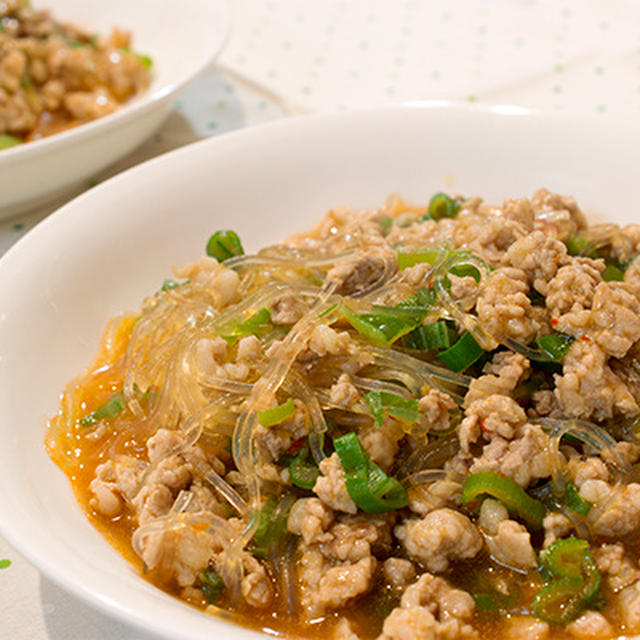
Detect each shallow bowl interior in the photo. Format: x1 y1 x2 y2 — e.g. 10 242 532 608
0 104 637 639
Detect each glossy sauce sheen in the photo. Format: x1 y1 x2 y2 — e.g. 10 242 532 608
46 316 624 640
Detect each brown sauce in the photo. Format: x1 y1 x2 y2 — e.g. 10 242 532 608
45 315 630 640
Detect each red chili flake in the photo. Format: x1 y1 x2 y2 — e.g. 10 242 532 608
480 419 492 434
287 438 306 455
580 335 591 342
550 318 559 327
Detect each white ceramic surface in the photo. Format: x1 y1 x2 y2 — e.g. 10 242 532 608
0 0 231 218
0 104 637 640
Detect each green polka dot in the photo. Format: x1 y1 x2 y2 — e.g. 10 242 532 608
394 56 405 66
12 223 24 231
0 559 11 569
596 104 607 113
554 63 564 72
561 7 571 18
314 56 325 65
224 84 233 93
595 66 604 75
441 12 450 21
267 70 278 79
207 121 218 130
467 94 478 103
477 25 487 36
154 134 163 143
175 101 184 110
216 100 227 110
257 101 268 110
552 85 563 94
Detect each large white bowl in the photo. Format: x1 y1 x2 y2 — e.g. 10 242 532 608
0 104 638 640
0 0 231 218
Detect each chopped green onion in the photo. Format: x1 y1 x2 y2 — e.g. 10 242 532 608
602 263 625 282
364 390 419 427
79 391 125 427
206 230 244 262
334 432 408 513
216 307 274 344
462 471 546 530
472 593 498 611
341 304 426 345
397 286 437 309
426 192 463 221
534 333 574 363
540 538 589 578
199 569 224 604
437 331 484 373
566 235 600 259
0 134 22 150
403 320 457 351
534 538 601 624
253 494 296 558
289 444 320 489
396 248 443 270
564 482 592 516
378 216 394 236
135 52 153 69
258 398 296 427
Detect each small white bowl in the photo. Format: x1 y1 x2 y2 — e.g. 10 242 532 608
0 104 638 639
0 0 231 218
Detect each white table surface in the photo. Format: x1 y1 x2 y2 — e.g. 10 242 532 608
2 0 639 637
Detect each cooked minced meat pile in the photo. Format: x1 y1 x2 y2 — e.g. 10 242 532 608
47 189 640 640
0 0 150 147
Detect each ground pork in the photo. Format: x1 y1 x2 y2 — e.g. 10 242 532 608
502 616 550 640
360 425 403 471
329 373 360 408
270 292 308 325
383 558 417 590
314 452 358 514
555 340 638 420
594 543 640 592
485 519 537 571
325 249 396 296
531 187 587 230
408 480 462 516
464 351 529 406
459 394 528 452
565 611 613 638
476 267 542 344
378 573 477 640
89 456 144 517
545 258 604 321
419 388 457 433
395 508 482 572
469 424 552 487
542 512 573 548
581 481 640 538
504 229 569 295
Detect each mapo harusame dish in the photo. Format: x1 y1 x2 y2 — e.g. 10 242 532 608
47 189 640 639
0 0 151 149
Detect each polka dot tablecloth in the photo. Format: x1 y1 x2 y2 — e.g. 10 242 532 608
1 0 639 638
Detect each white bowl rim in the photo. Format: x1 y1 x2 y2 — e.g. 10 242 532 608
0 0 232 163
1 100 638 639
